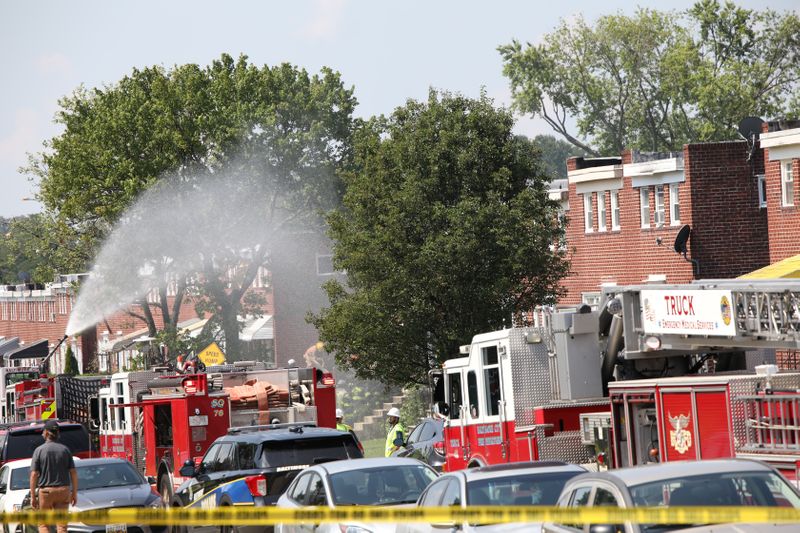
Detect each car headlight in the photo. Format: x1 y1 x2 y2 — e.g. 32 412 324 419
339 526 373 533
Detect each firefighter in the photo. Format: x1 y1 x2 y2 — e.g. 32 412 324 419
335 409 352 432
384 407 405 457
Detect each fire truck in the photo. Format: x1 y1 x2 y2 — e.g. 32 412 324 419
0 366 40 422
95 362 336 504
435 279 800 479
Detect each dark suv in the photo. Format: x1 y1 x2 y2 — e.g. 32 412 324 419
0 420 91 466
172 424 362 531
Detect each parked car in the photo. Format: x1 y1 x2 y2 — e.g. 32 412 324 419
0 458 34 533
391 417 445 471
543 458 800 533
173 424 363 533
0 420 91 466
276 457 439 533
398 461 587 533
22 457 162 533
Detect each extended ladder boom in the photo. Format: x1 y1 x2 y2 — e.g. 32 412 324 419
605 279 800 359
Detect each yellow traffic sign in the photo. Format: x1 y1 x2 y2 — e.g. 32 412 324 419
41 401 56 419
197 342 226 366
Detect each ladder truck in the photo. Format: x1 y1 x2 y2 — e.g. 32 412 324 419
434 279 800 479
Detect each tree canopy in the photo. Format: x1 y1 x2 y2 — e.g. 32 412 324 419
309 91 569 386
500 0 800 155
27 54 356 359
533 135 585 179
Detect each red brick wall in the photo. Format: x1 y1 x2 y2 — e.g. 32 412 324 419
684 141 769 279
763 156 800 263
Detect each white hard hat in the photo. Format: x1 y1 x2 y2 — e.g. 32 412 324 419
336 408 344 418
387 407 401 418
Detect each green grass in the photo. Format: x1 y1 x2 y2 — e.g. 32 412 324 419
361 437 385 458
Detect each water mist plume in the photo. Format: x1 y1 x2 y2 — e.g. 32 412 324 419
66 167 283 337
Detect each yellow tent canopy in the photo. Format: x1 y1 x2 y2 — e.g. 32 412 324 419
740 254 800 279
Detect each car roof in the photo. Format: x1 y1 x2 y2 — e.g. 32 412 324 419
1 458 34 468
0 420 83 434
570 459 775 488
450 462 586 482
73 458 133 467
218 426 352 443
317 457 432 475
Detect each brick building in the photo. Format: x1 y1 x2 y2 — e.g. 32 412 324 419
561 140 769 306
759 123 800 263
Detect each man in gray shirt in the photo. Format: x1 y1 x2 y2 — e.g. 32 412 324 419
29 420 78 533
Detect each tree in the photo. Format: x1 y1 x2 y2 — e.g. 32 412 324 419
533 135 585 180
27 54 356 360
309 90 569 387
64 345 79 375
499 1 800 155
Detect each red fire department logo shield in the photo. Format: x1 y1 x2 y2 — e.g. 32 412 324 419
668 412 692 454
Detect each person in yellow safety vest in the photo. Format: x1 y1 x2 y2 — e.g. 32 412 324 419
385 407 406 457
335 409 353 432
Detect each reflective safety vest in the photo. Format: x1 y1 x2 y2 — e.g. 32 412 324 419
385 422 406 457
336 422 352 432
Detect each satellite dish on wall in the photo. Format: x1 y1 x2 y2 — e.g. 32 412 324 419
737 116 765 141
674 225 691 255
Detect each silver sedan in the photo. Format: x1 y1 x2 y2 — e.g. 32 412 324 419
275 457 439 533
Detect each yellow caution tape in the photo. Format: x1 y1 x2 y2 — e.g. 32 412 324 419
3 506 800 525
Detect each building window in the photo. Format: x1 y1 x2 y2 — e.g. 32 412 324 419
583 193 593 233
582 292 602 308
597 191 607 232
610 190 620 230
782 160 794 207
316 254 336 276
654 186 665 228
669 183 681 224
640 188 650 228
757 174 767 208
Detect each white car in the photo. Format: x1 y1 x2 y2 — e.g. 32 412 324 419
0 458 33 533
276 457 439 533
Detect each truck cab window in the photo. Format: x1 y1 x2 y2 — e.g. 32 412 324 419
467 371 480 419
482 346 502 416
448 372 463 420
154 404 173 447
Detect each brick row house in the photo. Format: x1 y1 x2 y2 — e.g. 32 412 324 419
559 120 800 365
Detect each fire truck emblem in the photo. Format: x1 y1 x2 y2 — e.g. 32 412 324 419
643 298 655 323
720 295 732 326
668 412 692 454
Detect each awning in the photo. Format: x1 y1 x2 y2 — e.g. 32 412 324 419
4 339 49 360
240 315 273 342
180 318 210 339
108 327 152 353
740 254 800 279
0 337 20 357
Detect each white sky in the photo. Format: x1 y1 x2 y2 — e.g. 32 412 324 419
1 0 796 217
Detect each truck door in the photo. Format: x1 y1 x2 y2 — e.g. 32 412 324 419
444 369 466 470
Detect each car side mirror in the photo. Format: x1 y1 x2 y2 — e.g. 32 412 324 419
179 459 197 478
146 476 157 485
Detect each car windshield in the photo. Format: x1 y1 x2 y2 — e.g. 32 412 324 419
77 462 145 490
6 427 90 460
330 465 438 506
260 436 361 468
467 471 581 506
630 470 800 532
10 466 31 490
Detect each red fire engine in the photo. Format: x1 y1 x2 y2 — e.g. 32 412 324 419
96 363 336 503
436 279 800 476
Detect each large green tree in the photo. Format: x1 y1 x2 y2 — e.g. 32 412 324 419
310 91 569 386
500 0 800 155
27 54 356 359
533 135 585 179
